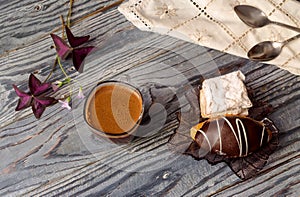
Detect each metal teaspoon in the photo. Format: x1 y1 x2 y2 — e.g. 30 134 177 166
234 5 300 32
247 34 300 61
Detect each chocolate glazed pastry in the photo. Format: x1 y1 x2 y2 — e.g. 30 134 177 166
168 87 279 180
190 116 272 158
187 116 279 180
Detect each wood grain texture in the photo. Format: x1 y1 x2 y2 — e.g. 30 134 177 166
0 0 299 196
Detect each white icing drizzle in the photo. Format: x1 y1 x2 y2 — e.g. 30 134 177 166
198 129 212 151
260 126 266 147
222 117 242 156
236 118 248 156
216 119 223 154
197 117 267 157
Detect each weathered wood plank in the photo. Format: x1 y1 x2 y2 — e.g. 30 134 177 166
0 0 299 196
0 0 125 54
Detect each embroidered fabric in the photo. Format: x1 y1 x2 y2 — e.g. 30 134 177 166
118 0 300 75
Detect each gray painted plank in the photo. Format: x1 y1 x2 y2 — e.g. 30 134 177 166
0 0 299 196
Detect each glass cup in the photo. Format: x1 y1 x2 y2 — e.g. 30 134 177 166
84 80 144 143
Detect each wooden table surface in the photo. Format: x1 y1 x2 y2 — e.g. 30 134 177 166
0 0 299 196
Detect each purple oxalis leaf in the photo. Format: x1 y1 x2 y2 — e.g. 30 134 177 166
65 26 90 48
34 96 57 106
50 27 95 72
72 46 95 73
32 99 46 119
32 97 57 119
50 34 72 59
29 74 51 96
13 85 32 111
13 74 57 119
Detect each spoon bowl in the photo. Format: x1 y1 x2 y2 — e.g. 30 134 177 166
234 5 270 28
248 34 300 61
247 41 283 61
234 5 300 32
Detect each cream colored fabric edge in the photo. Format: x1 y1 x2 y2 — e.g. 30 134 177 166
118 0 300 76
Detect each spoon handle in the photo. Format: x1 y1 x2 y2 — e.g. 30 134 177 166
270 21 300 33
283 33 300 45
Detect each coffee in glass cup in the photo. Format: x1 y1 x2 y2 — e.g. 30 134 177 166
84 81 144 142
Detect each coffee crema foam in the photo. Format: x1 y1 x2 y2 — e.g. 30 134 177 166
86 83 143 135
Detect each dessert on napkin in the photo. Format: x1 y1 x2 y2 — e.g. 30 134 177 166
200 70 252 118
167 70 279 180
118 0 300 75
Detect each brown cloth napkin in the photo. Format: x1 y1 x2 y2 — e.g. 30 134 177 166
119 0 300 75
